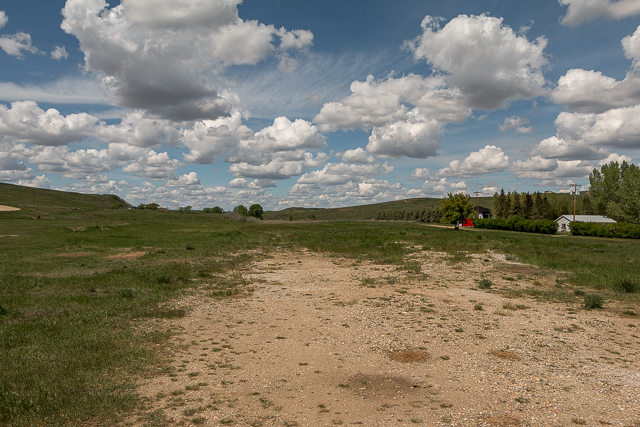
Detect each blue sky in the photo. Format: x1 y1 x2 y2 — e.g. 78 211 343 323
1 0 640 210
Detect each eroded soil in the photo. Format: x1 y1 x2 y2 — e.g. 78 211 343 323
129 249 640 427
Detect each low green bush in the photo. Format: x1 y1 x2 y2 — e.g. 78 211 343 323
473 217 557 234
615 279 639 294
584 294 604 310
570 221 640 239
478 279 493 289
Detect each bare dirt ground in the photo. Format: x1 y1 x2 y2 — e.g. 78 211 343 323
130 249 640 427
0 205 20 211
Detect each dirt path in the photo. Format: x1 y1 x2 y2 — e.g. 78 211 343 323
132 250 640 427
0 205 20 211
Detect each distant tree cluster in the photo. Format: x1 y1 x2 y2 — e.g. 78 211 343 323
233 204 264 220
202 206 224 213
376 207 441 223
491 190 593 220
137 203 160 210
178 206 192 213
590 161 640 224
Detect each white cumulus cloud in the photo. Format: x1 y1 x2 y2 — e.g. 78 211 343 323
438 145 510 178
0 101 97 145
334 148 377 164
623 24 640 69
252 117 326 152
406 14 549 110
555 105 640 148
122 150 183 180
559 0 640 26
51 46 69 61
60 0 313 121
366 111 442 159
0 32 42 59
499 116 535 134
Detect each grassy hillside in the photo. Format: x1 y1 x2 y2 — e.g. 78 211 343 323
264 197 495 221
0 183 128 217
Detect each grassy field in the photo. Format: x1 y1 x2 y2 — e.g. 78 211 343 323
0 185 638 425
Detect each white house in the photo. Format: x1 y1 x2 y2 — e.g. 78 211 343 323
555 215 616 232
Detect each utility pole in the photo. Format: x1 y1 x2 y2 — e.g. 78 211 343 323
473 191 481 218
569 183 582 222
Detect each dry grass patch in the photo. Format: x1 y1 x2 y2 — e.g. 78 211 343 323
56 252 93 257
489 350 522 361
105 251 146 260
385 349 429 363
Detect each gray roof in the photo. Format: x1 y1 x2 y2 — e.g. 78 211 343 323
555 215 616 223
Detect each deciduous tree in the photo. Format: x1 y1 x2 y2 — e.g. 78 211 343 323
440 193 473 230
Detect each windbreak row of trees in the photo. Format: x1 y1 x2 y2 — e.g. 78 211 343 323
491 190 594 220
376 207 441 223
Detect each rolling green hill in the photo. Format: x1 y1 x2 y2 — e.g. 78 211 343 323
2 181 590 222
264 196 495 221
0 182 129 217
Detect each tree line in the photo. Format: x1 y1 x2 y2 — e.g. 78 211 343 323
376 207 441 223
491 190 594 220
134 203 264 219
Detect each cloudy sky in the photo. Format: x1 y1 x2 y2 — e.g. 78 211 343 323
1 0 640 210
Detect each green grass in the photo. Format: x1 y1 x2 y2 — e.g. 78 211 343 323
1 185 640 425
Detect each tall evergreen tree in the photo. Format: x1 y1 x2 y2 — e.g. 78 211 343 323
508 191 521 218
523 192 533 219
532 192 544 220
581 195 594 215
494 188 508 219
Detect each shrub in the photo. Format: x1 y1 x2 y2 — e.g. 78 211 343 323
584 294 604 310
615 279 639 293
473 217 557 234
478 279 493 289
570 221 640 239
0 303 7 316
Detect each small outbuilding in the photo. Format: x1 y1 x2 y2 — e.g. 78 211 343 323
555 215 616 232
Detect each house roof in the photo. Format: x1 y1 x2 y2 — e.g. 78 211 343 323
555 215 616 223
